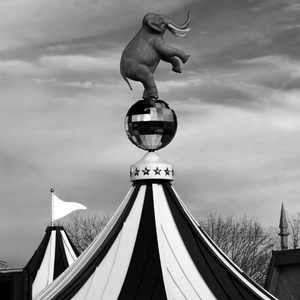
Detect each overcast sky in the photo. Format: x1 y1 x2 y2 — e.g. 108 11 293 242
1 0 300 267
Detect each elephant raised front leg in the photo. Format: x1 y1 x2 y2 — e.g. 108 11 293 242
157 42 190 73
161 56 182 73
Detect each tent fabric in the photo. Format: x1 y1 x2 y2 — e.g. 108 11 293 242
118 184 167 299
25 226 79 297
163 184 275 299
34 183 278 300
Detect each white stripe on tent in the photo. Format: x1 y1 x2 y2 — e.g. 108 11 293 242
171 186 277 300
48 229 56 284
72 234 123 299
34 187 136 300
61 231 78 265
72 185 146 300
153 184 216 300
32 231 56 297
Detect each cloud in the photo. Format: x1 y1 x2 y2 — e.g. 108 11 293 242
162 54 300 110
0 0 195 53
0 59 40 75
236 55 300 91
48 45 68 51
283 2 300 12
64 81 93 88
39 53 119 72
33 78 57 83
0 51 122 89
164 96 300 224
156 80 190 93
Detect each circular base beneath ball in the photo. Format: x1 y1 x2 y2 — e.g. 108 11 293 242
124 99 178 151
130 152 174 182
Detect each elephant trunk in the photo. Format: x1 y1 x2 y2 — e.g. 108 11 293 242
177 10 192 30
167 10 192 37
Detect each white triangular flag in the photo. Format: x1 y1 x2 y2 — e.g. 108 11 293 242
52 194 87 221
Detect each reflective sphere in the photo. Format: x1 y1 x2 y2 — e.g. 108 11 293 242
124 99 178 151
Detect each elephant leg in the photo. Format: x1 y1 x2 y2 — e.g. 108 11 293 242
134 65 158 99
122 63 158 99
142 77 158 99
161 56 182 73
157 44 190 64
171 49 190 64
181 53 190 64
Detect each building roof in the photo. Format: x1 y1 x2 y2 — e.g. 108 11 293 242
0 260 8 270
265 204 300 300
33 171 277 299
265 248 300 299
25 226 79 297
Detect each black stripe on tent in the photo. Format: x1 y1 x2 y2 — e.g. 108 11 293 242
118 184 167 300
54 230 70 280
25 227 53 284
162 183 276 300
55 185 141 300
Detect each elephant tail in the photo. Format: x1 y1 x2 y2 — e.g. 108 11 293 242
121 72 133 91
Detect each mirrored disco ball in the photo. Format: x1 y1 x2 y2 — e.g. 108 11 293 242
124 99 178 151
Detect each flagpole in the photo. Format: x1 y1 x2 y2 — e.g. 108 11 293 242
50 188 55 226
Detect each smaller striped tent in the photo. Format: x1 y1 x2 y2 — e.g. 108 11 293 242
25 226 80 297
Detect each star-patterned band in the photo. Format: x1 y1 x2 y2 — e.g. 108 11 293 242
130 152 175 182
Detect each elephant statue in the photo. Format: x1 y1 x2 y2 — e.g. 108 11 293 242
120 11 191 100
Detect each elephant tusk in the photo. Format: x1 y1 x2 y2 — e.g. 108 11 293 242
170 30 186 37
168 24 190 33
168 24 190 37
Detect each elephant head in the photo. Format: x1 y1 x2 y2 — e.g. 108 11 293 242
120 11 191 100
143 11 191 37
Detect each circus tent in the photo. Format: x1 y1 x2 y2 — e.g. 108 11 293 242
33 151 278 300
25 225 80 297
33 99 278 299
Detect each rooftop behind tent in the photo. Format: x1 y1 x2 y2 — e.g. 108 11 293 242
265 204 300 300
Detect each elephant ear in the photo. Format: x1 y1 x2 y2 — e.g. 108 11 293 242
148 20 163 33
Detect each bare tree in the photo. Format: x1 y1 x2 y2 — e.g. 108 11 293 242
287 213 300 249
62 212 111 253
198 212 276 287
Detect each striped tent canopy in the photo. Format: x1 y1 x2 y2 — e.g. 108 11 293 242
34 152 278 300
25 226 80 297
